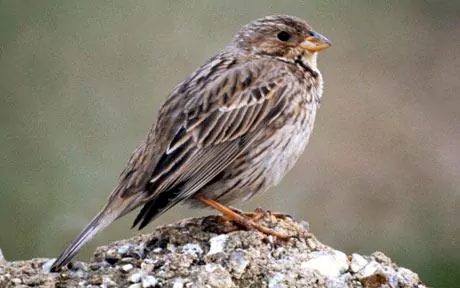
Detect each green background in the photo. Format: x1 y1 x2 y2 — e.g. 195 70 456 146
1 1 459 286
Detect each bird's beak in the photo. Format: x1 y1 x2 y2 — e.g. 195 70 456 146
300 32 332 52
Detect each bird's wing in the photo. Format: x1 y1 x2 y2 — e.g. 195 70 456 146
133 59 292 228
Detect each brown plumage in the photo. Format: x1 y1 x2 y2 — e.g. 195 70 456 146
50 15 331 272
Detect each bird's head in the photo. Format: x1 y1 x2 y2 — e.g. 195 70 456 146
232 15 331 66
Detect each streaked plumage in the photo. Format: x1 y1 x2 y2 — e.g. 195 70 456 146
50 15 331 272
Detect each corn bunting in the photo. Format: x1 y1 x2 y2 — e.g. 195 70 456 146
50 15 331 271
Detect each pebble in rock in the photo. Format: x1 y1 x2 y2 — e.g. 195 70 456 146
358 261 384 278
228 250 249 278
350 253 368 273
141 275 158 287
181 243 203 256
301 250 349 278
105 248 121 264
42 259 56 273
102 276 117 287
121 264 134 273
207 234 229 256
141 259 155 272
152 247 162 253
117 244 133 255
0 248 5 263
204 263 233 288
172 278 186 288
268 272 285 288
385 267 420 287
129 271 146 283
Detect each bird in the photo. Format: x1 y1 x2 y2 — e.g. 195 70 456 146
50 15 331 272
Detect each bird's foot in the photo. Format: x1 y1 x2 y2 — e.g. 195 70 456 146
197 195 291 240
229 207 292 222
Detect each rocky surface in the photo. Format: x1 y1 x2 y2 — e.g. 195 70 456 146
0 215 425 287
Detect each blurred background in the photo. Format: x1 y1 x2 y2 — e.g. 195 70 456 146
1 1 459 286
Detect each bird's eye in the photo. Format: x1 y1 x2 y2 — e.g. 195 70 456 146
277 31 291 42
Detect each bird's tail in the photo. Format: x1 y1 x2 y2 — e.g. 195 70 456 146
49 193 140 272
49 208 118 272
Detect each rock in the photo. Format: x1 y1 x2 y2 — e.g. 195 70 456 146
349 253 368 273
141 275 158 287
87 274 103 285
129 271 145 283
172 277 187 288
0 248 5 263
202 263 233 288
0 215 426 287
181 243 203 256
228 249 249 278
140 259 155 272
268 272 286 288
207 234 229 256
41 259 55 273
301 250 349 278
121 263 134 273
117 244 133 256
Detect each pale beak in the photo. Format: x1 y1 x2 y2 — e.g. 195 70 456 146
300 31 332 52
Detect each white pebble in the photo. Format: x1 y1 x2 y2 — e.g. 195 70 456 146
0 248 5 263
129 271 145 283
207 234 229 255
229 250 249 278
172 278 185 288
268 273 285 288
141 259 154 272
142 275 158 287
103 276 117 287
359 261 385 278
350 253 368 273
393 267 420 287
117 244 132 255
121 263 134 272
301 250 349 277
42 259 56 273
182 243 203 256
152 247 162 253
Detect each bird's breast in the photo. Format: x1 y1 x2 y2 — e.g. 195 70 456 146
263 100 318 187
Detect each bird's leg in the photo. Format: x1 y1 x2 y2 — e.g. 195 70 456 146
196 195 290 240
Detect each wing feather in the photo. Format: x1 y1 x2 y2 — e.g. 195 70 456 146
132 59 292 228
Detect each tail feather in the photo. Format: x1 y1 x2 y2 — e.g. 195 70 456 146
132 187 184 230
50 208 119 272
